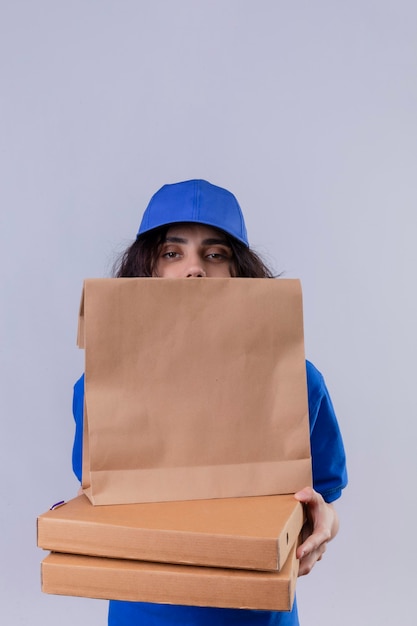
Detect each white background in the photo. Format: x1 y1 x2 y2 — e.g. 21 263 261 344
1 1 416 624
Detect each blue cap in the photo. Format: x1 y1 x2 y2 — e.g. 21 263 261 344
137 179 249 246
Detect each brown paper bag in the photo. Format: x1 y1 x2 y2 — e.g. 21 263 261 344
78 278 311 505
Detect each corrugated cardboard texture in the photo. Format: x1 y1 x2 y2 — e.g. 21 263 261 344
38 494 304 571
79 278 311 505
41 544 298 611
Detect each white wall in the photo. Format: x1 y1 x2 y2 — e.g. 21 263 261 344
1 1 416 624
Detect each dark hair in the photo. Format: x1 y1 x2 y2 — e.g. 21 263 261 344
113 224 276 278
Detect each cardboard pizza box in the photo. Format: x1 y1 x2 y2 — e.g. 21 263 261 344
38 493 303 572
41 543 299 611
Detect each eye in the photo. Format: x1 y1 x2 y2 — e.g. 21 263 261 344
205 247 232 262
159 244 183 260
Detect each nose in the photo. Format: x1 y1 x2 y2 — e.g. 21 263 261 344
182 247 207 278
186 265 207 278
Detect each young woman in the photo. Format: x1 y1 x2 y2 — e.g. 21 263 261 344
72 179 347 626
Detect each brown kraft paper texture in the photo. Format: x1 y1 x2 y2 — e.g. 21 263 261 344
77 277 312 505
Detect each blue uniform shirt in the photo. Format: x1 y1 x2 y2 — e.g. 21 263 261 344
72 360 347 626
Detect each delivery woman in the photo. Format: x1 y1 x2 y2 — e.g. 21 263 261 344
72 179 347 626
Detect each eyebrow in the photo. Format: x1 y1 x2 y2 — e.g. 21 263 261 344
164 236 231 247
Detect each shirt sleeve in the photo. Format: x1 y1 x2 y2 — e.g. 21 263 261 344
306 360 348 503
72 373 85 482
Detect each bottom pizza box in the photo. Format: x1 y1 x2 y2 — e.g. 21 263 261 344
37 494 303 572
41 544 299 612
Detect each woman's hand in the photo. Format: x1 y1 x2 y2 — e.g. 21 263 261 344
294 486 339 576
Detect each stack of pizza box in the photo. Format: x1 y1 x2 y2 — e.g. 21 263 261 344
38 491 304 611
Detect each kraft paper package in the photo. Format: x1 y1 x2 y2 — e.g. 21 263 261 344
78 278 312 505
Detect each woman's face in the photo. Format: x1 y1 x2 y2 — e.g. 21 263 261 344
153 224 234 278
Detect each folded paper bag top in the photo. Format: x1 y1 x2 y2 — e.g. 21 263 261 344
78 277 312 505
